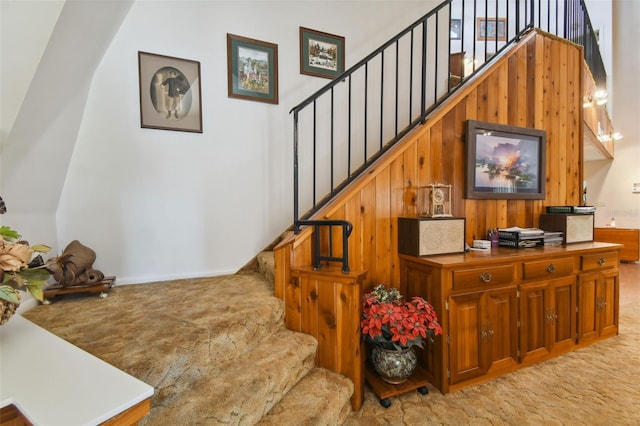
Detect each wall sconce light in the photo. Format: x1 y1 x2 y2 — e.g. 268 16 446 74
598 131 623 143
594 90 608 105
593 89 608 105
583 89 608 108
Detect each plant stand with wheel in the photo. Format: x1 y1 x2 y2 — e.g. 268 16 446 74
365 362 430 408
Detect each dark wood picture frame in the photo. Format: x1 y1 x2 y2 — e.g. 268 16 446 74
465 120 546 200
299 27 345 79
227 33 278 104
476 17 507 41
138 51 203 133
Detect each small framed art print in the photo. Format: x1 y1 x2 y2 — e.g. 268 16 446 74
299 27 345 79
227 33 279 104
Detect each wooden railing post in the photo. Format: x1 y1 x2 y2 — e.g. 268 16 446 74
289 267 367 411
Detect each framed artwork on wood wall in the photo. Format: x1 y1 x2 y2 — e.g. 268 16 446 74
299 27 345 79
465 120 547 200
227 33 279 104
476 17 507 41
138 51 202 133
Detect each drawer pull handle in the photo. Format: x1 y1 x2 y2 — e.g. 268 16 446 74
545 309 554 322
480 325 494 341
598 257 606 266
546 263 556 273
479 272 492 283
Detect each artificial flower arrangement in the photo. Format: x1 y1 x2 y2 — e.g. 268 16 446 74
0 226 52 323
361 284 443 350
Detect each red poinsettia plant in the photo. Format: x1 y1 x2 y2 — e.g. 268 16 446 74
361 284 442 350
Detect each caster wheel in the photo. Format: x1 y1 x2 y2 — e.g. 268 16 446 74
379 398 392 408
417 386 429 395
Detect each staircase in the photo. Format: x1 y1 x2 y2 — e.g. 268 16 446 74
22 250 354 425
253 251 355 425
140 252 356 425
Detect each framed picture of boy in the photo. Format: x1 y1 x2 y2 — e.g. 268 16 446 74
138 51 203 133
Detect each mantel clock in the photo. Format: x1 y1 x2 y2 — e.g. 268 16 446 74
417 183 452 218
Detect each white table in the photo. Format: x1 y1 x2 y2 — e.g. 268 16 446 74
1 315 153 425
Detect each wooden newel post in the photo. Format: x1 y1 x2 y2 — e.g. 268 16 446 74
289 267 367 411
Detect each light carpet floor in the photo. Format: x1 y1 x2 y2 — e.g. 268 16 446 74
23 263 639 425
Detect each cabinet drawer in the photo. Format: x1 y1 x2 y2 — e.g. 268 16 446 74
452 264 515 290
522 257 575 280
581 251 618 271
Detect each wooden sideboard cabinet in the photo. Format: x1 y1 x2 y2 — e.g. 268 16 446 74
594 228 640 262
399 242 621 394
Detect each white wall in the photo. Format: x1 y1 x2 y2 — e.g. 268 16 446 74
585 0 640 229
0 0 64 141
0 0 64 246
1 0 133 254
55 1 439 284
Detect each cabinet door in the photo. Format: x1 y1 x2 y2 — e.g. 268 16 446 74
520 276 575 364
550 276 576 351
448 292 483 384
598 268 619 338
577 269 619 343
577 271 600 343
519 281 551 363
448 286 518 384
483 287 518 374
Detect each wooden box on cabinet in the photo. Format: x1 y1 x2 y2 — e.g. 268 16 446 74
539 213 594 244
398 217 465 256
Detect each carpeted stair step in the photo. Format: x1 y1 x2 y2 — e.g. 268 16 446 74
26 272 287 369
174 272 286 363
257 367 354 425
141 328 319 425
257 250 275 288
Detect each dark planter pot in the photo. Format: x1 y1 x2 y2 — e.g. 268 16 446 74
371 346 417 384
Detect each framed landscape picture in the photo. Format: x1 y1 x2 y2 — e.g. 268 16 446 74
138 51 202 133
476 17 507 41
299 27 345 79
465 120 546 200
227 33 278 104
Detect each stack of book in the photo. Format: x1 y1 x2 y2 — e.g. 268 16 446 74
498 227 545 248
543 231 564 246
546 206 596 214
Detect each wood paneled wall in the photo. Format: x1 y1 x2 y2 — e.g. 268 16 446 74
276 30 583 293
273 31 584 408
